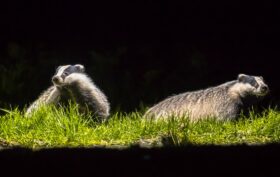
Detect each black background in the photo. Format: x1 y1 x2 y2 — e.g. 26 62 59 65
0 145 279 177
0 1 279 111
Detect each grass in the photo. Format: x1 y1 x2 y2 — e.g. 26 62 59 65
0 104 280 149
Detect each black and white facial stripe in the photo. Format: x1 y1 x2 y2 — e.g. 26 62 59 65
55 64 85 79
237 74 269 95
52 64 85 86
238 74 259 88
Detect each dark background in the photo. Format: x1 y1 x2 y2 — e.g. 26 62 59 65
1 145 280 177
0 1 279 112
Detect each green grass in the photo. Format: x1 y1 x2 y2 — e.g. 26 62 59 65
0 104 280 149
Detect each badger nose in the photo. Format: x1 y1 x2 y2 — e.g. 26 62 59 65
261 85 269 92
52 76 60 83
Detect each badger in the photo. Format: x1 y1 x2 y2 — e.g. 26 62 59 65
144 74 269 121
25 64 110 120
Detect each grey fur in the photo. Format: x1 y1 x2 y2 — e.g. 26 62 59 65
25 85 61 116
25 64 110 120
144 74 269 121
62 72 110 120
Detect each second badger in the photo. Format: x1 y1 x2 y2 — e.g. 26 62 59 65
144 74 269 121
26 64 110 120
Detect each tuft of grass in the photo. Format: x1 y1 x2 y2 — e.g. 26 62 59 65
0 104 280 149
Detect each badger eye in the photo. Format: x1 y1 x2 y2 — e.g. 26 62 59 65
63 72 69 76
254 82 259 88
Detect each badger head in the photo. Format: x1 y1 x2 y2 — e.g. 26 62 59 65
237 74 269 97
52 64 85 87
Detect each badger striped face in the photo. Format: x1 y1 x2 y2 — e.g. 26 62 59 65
237 74 269 97
52 64 85 86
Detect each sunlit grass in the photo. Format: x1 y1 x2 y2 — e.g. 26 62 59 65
0 104 279 149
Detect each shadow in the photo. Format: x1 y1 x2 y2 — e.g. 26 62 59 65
0 144 279 177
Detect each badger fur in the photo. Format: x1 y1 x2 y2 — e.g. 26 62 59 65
144 74 269 121
26 64 110 120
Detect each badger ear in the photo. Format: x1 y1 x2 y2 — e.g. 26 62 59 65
238 74 247 82
259 76 264 80
75 64 85 72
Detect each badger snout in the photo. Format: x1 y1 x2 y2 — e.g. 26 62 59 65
261 85 269 92
259 85 269 96
52 75 64 85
